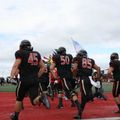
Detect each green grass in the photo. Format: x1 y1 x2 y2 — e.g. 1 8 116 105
0 84 16 92
0 82 113 92
102 82 113 92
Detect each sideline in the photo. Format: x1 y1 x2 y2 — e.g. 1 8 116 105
84 117 120 120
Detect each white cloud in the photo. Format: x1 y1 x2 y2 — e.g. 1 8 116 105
91 53 110 69
0 0 120 76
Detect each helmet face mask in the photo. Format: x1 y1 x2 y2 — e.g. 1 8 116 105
110 52 119 61
77 49 87 58
20 40 33 51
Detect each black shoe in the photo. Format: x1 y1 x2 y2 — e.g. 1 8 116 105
40 95 51 109
114 110 120 113
74 104 82 119
73 114 81 119
10 113 18 120
57 104 64 109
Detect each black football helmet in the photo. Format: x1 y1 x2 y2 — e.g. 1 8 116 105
57 47 66 55
77 49 87 58
110 52 119 61
20 40 33 51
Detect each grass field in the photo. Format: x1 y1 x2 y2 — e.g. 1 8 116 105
0 82 113 92
0 84 16 92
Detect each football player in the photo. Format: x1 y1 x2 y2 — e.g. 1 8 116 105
108 52 120 113
72 49 101 119
49 67 64 108
50 47 81 118
10 40 47 120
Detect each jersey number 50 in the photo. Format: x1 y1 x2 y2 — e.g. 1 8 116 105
60 55 70 65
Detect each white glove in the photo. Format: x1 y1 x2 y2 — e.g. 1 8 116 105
89 77 101 88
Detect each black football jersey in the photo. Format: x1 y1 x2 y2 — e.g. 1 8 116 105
15 50 41 77
73 57 95 77
109 60 120 81
52 53 73 78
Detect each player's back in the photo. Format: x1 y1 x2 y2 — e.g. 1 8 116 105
76 57 95 77
52 53 73 77
15 50 41 77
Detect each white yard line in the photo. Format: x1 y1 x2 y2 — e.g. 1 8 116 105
83 117 120 120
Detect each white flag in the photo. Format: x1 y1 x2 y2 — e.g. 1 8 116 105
72 39 82 53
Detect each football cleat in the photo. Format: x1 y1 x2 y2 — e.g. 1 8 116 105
40 94 51 109
73 114 81 119
10 113 18 120
57 104 64 109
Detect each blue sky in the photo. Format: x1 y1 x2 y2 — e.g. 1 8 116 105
0 0 120 77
